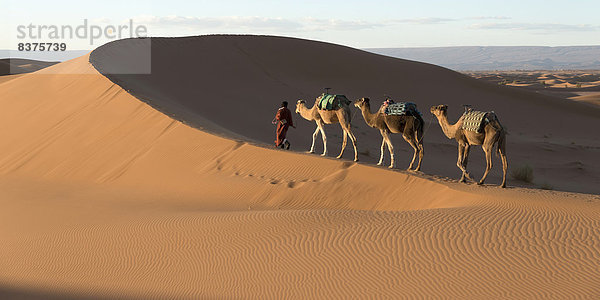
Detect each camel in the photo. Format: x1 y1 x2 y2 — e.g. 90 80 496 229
430 105 507 188
295 97 358 162
353 98 424 171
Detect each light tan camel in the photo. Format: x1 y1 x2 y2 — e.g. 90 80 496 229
295 98 358 161
430 105 507 187
353 98 424 170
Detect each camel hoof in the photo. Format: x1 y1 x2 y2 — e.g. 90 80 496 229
336 155 342 159
388 165 394 169
477 181 484 185
308 151 315 154
501 184 506 188
354 159 359 162
377 163 383 166
321 153 327 157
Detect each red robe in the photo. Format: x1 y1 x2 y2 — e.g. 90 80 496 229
275 107 294 146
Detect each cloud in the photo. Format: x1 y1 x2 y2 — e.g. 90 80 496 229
130 15 526 34
302 18 385 31
91 17 113 24
394 17 456 24
132 15 387 32
465 16 511 20
390 17 510 24
469 22 599 32
134 15 304 31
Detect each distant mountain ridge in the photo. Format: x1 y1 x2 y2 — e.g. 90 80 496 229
366 46 600 71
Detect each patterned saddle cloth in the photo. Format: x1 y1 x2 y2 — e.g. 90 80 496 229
317 93 350 110
462 109 489 133
383 100 421 116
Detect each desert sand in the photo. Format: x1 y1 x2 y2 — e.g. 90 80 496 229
0 36 599 299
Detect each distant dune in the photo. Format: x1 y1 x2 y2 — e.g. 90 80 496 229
0 50 91 63
463 70 600 108
0 36 599 298
367 46 600 70
0 58 58 75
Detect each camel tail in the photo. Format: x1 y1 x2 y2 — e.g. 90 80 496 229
496 127 508 188
415 114 425 144
496 128 506 157
490 114 505 157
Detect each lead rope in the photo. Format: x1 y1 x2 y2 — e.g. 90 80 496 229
350 108 359 125
418 115 434 143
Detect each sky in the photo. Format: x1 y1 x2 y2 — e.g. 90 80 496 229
2 0 599 50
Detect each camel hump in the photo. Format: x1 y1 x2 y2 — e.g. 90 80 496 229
317 93 350 110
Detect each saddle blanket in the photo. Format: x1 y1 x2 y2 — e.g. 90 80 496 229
317 94 350 110
462 110 488 133
384 101 420 116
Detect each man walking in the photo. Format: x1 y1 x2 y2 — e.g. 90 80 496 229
273 101 295 149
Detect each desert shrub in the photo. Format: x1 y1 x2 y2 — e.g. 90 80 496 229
576 82 582 88
510 164 534 183
540 182 554 190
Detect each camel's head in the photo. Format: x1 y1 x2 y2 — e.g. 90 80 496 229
430 104 448 117
295 100 306 113
353 97 370 109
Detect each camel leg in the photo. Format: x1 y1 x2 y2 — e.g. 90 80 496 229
462 144 474 181
414 120 424 171
337 129 347 159
377 133 386 166
309 126 320 153
402 134 419 171
457 144 468 183
479 145 493 185
415 141 424 172
347 128 359 162
499 134 508 188
318 122 327 156
382 130 395 169
500 152 507 188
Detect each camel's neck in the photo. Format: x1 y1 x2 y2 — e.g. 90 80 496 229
297 103 315 121
435 113 460 139
360 103 379 128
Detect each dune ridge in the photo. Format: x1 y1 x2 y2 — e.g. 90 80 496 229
89 35 600 194
0 37 598 298
0 58 58 75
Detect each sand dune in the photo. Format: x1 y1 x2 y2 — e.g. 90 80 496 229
0 58 58 75
0 74 22 85
89 36 600 194
0 36 599 298
571 92 600 106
